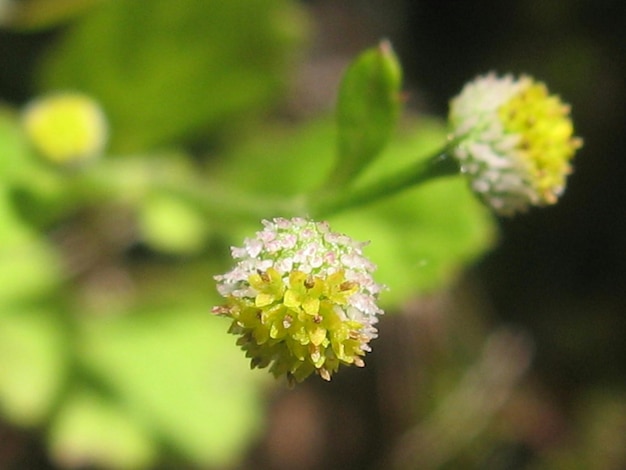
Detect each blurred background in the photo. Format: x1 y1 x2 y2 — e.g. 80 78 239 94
1 0 625 469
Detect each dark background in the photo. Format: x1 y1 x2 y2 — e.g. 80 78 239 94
258 1 626 468
284 1 626 468
403 0 626 393
305 0 626 395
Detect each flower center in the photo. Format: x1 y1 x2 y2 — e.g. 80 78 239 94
498 82 581 204
222 268 368 383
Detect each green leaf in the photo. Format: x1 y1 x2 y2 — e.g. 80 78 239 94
0 308 68 426
209 118 334 197
329 41 402 188
49 388 157 469
0 106 28 181
0 186 62 305
36 0 308 152
0 106 73 227
138 192 209 255
78 308 266 467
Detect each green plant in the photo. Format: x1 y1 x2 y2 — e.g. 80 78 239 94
0 1 581 467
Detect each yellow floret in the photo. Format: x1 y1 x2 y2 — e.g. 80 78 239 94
498 81 582 205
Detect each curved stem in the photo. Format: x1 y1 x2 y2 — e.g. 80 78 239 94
62 148 460 226
309 148 460 218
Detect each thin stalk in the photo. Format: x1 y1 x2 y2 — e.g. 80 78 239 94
309 149 460 218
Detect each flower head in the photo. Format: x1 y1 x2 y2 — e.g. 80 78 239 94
448 74 582 215
21 92 108 165
213 217 384 384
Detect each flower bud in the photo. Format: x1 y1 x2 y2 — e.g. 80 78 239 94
21 92 108 165
213 218 384 384
448 74 582 215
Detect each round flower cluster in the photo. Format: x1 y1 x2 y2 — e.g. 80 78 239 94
213 217 384 384
21 92 108 165
448 74 582 215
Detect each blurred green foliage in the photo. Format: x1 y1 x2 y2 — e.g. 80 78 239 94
38 0 308 152
0 0 496 468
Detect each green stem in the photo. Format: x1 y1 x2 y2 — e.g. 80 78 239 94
57 149 459 226
65 158 299 222
309 148 460 218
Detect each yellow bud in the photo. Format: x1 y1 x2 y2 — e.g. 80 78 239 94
21 92 108 165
